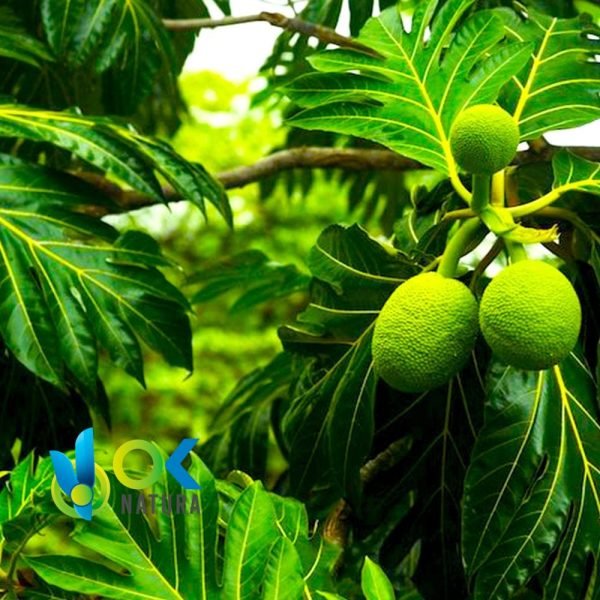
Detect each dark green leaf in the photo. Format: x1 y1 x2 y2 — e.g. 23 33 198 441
0 158 192 391
189 250 309 311
463 355 600 599
0 7 53 68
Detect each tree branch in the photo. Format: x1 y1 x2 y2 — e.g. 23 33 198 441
218 147 421 188
163 12 379 56
79 145 600 215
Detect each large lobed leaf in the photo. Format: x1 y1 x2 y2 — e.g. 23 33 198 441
40 0 175 113
280 224 418 501
286 0 532 196
0 7 53 68
0 103 230 222
286 1 600 194
0 454 58 553
0 154 192 394
463 354 600 599
188 250 309 314
499 6 600 139
20 459 339 599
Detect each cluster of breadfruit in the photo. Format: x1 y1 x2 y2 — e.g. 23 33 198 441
372 105 582 393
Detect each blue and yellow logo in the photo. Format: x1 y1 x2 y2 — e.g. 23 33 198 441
50 428 110 520
50 428 201 520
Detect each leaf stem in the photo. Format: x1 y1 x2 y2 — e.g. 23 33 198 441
508 178 596 218
438 218 483 278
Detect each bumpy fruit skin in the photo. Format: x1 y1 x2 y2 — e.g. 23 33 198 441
450 104 520 175
372 272 479 393
480 260 581 370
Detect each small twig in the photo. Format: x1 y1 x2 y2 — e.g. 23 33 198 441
163 13 267 29
163 12 380 56
470 237 504 290
323 438 410 546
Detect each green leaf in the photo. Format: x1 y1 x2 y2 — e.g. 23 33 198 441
204 353 299 479
26 453 220 600
0 156 191 390
287 1 531 195
499 7 600 139
41 0 87 59
0 104 162 201
0 454 57 551
549 150 600 197
327 327 376 505
361 557 395 600
0 104 229 219
363 356 483 599
0 8 54 68
284 327 375 499
189 250 309 312
462 354 600 599
510 151 600 218
222 481 281 600
98 0 177 113
281 225 418 499
124 132 231 225
263 537 305 600
0 153 115 209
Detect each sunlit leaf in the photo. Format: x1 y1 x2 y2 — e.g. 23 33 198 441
499 7 600 139
0 454 57 551
287 1 532 197
361 557 395 600
26 453 219 600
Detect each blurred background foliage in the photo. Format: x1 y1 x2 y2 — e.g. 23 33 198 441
98 71 349 474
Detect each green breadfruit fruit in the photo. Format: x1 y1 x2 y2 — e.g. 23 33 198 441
479 260 582 370
450 104 520 175
372 272 479 393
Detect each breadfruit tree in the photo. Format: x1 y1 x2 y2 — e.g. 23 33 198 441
0 1 599 599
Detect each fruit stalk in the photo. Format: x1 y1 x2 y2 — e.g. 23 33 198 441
438 218 483 278
491 171 505 207
471 174 491 213
505 239 528 263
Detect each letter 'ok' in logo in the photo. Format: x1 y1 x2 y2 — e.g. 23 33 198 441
51 429 201 520
50 428 110 520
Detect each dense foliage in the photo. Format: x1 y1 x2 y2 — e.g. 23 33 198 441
0 0 599 599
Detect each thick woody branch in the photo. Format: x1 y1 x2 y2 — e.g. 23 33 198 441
78 148 422 214
163 12 379 56
79 145 600 215
218 147 421 188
